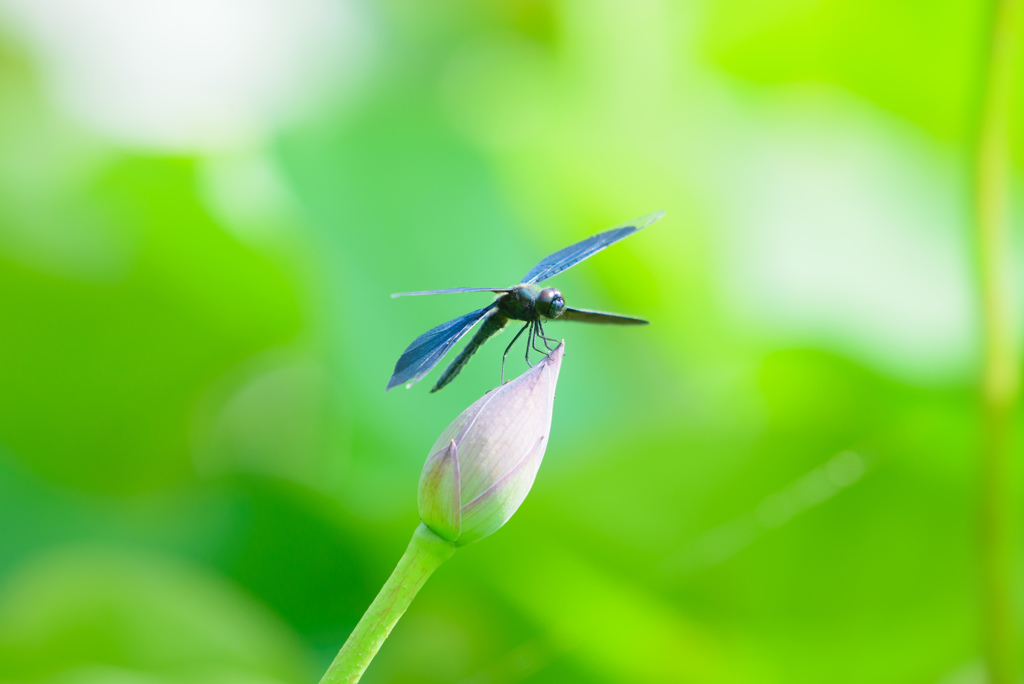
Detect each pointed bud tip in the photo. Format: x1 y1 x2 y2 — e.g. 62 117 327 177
539 341 564 367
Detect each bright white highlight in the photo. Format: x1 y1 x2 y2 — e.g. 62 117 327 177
715 90 976 380
0 0 369 150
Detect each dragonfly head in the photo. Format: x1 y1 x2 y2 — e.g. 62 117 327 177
537 287 565 319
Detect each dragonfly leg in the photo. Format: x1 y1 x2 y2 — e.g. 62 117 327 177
536 320 556 351
502 323 529 383
531 320 548 355
524 324 534 367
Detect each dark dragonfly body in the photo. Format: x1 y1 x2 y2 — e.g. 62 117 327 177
387 212 663 392
433 285 563 391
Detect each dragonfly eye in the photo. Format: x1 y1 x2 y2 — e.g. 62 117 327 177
537 288 565 318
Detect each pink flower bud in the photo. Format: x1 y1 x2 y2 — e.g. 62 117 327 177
417 343 563 545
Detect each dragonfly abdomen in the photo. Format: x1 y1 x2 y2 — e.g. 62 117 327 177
431 311 510 392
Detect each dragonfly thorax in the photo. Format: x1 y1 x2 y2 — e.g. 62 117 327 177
498 284 566 321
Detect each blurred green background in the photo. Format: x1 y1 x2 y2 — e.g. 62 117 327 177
0 1 1022 682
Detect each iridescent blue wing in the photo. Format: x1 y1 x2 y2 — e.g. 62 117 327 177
521 211 664 285
386 305 496 390
391 287 510 298
558 307 648 325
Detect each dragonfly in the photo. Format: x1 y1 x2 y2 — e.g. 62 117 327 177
386 211 664 392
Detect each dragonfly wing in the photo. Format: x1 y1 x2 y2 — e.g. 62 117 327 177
521 211 664 285
392 287 511 298
387 305 496 390
558 306 648 325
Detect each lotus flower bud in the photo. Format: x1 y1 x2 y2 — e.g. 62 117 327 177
418 342 564 546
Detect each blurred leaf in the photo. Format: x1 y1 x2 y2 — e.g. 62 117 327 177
0 546 314 683
0 156 302 493
700 0 984 144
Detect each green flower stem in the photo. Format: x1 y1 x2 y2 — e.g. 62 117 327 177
319 523 456 684
973 0 1021 682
